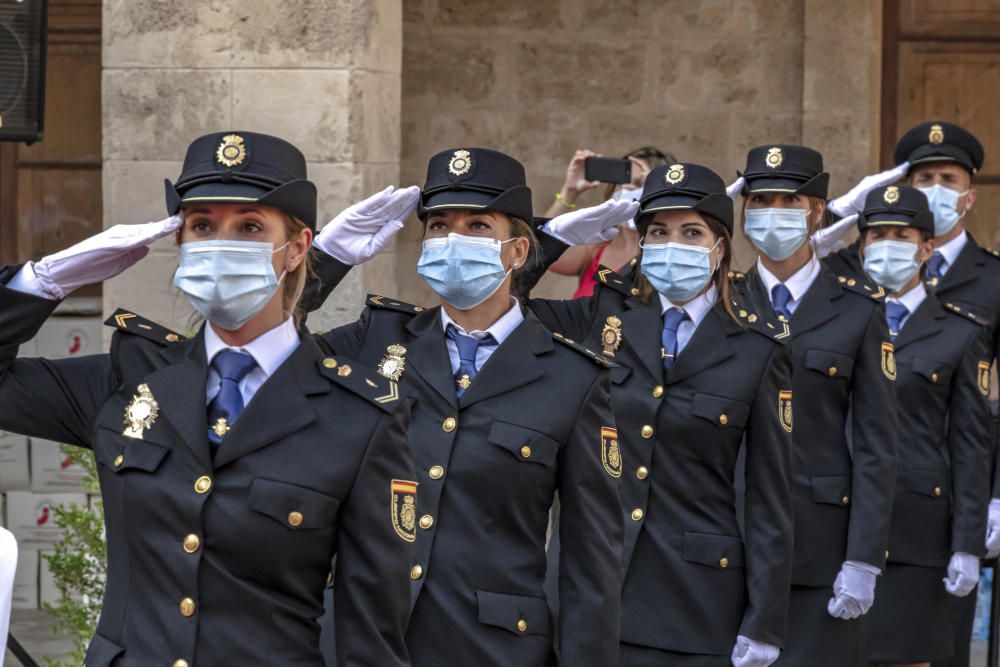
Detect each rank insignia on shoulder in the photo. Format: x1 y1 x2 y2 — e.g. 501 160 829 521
601 426 622 478
601 316 623 357
943 302 989 325
551 331 618 368
390 479 418 543
978 361 991 396
778 390 793 433
319 356 403 411
881 342 897 381
377 344 407 381
366 294 425 315
731 300 790 342
594 265 632 297
837 276 885 301
122 383 159 439
985 247 1000 260
104 309 185 345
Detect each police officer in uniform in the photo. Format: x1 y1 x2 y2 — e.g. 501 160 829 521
310 148 624 667
855 185 991 667
0 132 416 667
731 145 897 666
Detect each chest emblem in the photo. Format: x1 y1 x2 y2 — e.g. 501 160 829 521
601 426 622 478
391 479 418 543
778 390 793 433
881 342 897 381
978 360 991 397
122 383 159 439
377 344 408 381
601 316 623 357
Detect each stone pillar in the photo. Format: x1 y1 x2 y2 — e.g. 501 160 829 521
101 0 402 334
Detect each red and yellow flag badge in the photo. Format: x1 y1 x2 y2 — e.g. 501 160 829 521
978 361 991 397
391 479 417 543
881 342 896 381
601 426 622 478
778 390 793 433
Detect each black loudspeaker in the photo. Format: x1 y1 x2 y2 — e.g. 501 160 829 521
0 0 47 144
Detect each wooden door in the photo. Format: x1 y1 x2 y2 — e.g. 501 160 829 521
882 0 1000 248
0 0 101 297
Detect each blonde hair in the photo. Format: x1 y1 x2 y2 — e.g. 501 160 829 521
279 213 313 328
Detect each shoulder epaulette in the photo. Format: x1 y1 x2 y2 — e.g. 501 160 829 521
316 355 406 412
943 301 989 326
551 331 618 368
593 265 634 297
365 294 427 315
729 298 791 344
727 270 747 282
982 247 1000 261
835 275 886 301
104 309 185 345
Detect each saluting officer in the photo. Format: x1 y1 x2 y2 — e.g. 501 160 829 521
855 185 992 667
309 148 624 667
731 145 897 666
0 132 416 667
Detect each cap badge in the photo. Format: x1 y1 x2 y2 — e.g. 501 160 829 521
765 147 783 169
929 124 944 145
448 149 473 176
664 164 685 185
216 134 247 168
883 185 900 204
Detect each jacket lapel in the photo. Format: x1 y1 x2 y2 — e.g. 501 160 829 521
459 310 550 408
788 269 840 336
619 296 665 384
935 235 985 294
666 307 736 385
404 307 459 409
893 295 946 351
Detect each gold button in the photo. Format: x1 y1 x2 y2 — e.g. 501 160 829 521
933 485 942 497
165 333 180 343
718 414 728 425
641 425 654 439
720 557 729 568
517 618 527 632
931 372 939 383
429 465 444 480
652 385 664 398
520 445 532 458
419 515 434 529
322 357 338 369
636 466 649 480
841 495 850 506
183 534 200 553
410 565 423 580
288 511 304 527
847 279 857 286
173 660 189 667
828 366 838 376
630 287 639 296
113 454 124 468
194 476 212 494
442 417 457 432
179 597 196 617
631 508 644 521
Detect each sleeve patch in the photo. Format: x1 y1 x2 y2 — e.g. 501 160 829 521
978 361 991 397
391 479 418 542
601 426 622 478
778 390 793 433
881 342 897 381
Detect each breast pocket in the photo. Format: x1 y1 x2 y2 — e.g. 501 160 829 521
804 348 856 380
247 478 341 531
912 357 954 387
691 393 750 430
93 425 171 475
487 420 560 468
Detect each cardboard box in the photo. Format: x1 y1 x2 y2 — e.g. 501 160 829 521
0 432 30 491
32 316 102 360
5 491 88 550
11 548 38 610
30 438 87 493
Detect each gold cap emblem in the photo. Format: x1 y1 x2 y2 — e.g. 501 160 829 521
929 124 944 145
216 134 247 167
765 147 783 169
448 149 472 176
883 185 900 204
664 164 685 185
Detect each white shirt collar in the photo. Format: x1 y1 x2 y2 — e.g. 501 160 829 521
886 280 927 315
204 316 300 377
658 284 718 328
755 253 821 304
439 297 524 345
934 229 968 268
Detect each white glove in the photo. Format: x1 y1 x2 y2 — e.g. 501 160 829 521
943 551 980 597
827 162 910 218
827 560 879 619
811 213 859 259
540 198 639 246
314 185 420 265
726 176 745 200
986 499 1000 558
24 216 183 300
731 635 780 667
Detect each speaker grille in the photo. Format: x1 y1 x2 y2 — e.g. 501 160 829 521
0 0 46 143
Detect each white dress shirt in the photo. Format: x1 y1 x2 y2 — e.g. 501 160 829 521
658 284 718 356
885 281 927 331
932 229 968 278
756 253 821 316
440 297 524 374
204 317 300 406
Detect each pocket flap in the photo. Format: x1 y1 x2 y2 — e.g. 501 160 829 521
248 478 341 530
804 348 856 379
906 468 948 499
610 364 632 385
94 437 170 474
912 357 952 385
691 393 749 429
682 532 745 569
477 590 550 637
487 421 560 467
85 632 125 666
811 475 852 506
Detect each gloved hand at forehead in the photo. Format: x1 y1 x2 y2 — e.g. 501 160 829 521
827 162 910 218
540 198 639 246
314 185 421 265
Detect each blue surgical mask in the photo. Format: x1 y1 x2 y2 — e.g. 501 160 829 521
640 240 719 303
173 240 287 330
863 239 921 292
917 184 968 236
744 208 810 261
417 233 514 310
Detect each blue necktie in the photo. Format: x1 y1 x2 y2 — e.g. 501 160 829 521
885 302 909 340
926 252 946 285
207 350 258 448
661 307 689 369
772 283 793 322
446 325 496 396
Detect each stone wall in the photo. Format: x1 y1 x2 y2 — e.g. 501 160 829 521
101 0 402 333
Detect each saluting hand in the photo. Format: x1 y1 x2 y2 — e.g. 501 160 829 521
731 635 780 667
314 185 420 265
541 198 639 246
827 162 910 218
725 176 745 200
